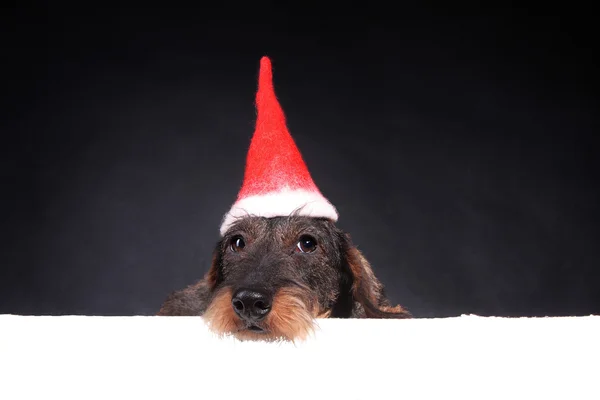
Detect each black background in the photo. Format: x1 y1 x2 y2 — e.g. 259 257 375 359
2 5 598 318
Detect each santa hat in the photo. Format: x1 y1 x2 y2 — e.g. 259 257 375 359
219 56 339 236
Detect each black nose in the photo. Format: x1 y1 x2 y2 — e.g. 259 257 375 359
231 288 272 322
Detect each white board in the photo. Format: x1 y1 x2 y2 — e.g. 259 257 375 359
1 315 598 399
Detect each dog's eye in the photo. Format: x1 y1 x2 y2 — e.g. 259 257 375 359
296 235 317 253
230 236 245 252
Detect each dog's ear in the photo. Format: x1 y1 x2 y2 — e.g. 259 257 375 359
343 235 412 319
157 245 222 316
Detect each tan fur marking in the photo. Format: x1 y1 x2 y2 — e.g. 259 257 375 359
203 288 243 336
205 253 219 289
316 309 332 318
265 287 315 342
347 247 410 318
380 305 408 313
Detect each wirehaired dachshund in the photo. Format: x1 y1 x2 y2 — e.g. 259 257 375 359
158 214 411 341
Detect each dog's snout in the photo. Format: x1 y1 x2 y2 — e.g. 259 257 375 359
231 288 272 322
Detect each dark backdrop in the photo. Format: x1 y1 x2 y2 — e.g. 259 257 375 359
2 6 598 317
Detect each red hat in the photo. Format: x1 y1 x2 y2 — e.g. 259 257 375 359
219 57 339 236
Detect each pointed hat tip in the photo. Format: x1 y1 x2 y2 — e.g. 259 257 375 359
260 56 271 66
258 56 273 92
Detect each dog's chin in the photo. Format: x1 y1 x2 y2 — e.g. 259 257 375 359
246 324 266 333
230 318 316 342
239 322 269 336
233 324 280 342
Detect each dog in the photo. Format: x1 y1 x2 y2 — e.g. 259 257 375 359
157 56 411 341
158 214 411 341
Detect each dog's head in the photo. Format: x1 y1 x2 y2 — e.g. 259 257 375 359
200 215 410 341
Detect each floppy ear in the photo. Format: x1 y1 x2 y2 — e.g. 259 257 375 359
343 237 412 319
157 247 222 316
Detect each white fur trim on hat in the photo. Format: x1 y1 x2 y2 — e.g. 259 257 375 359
219 188 339 236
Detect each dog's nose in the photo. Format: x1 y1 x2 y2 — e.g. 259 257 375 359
231 288 272 322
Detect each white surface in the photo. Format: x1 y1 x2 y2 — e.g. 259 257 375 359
1 314 598 399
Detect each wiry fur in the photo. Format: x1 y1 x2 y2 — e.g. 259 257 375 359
158 216 411 341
